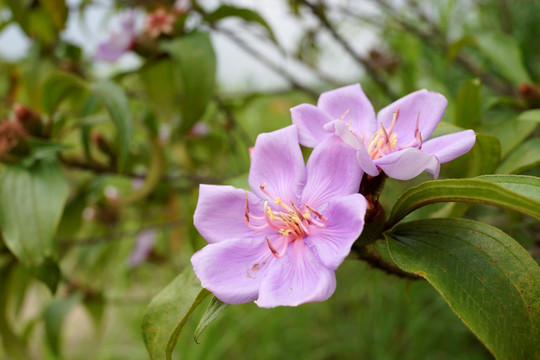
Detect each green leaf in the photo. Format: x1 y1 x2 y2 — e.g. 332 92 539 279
486 115 536 158
445 34 476 62
387 176 540 227
385 218 540 359
43 293 83 356
497 138 540 174
41 71 87 115
162 32 216 133
194 296 228 343
0 158 69 292
518 109 540 124
475 33 531 84
90 82 133 172
203 5 278 44
38 0 68 30
142 267 210 360
454 78 482 129
476 174 540 203
22 139 71 167
467 133 500 176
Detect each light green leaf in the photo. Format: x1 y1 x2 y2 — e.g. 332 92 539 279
41 71 87 115
454 78 482 129
43 293 83 356
0 158 69 292
475 33 531 84
476 33 531 84
497 138 540 174
90 82 133 172
161 32 216 133
387 176 540 226
518 109 540 124
142 267 210 360
203 5 278 44
486 115 536 158
385 218 540 359
476 174 540 203
194 296 228 343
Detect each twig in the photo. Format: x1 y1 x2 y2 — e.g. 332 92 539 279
355 247 422 280
213 25 319 99
58 217 184 248
59 155 224 184
376 0 514 96
300 0 397 100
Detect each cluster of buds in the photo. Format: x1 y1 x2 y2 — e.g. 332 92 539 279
0 103 43 159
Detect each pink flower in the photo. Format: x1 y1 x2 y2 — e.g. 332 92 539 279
191 126 367 307
95 11 136 63
291 84 476 180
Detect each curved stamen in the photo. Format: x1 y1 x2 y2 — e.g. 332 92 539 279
305 204 328 228
266 237 288 258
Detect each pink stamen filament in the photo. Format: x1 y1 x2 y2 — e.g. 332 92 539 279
366 107 424 160
244 187 328 258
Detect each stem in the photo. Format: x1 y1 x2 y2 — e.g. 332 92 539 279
355 247 422 280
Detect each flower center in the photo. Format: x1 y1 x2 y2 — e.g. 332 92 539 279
363 108 423 160
244 185 327 258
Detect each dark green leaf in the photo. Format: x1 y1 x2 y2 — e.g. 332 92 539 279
385 218 540 359
497 138 540 174
90 82 133 172
142 267 210 360
161 32 216 133
39 0 68 30
203 5 278 44
43 293 83 356
475 33 531 84
22 139 71 167
467 133 500 176
41 72 87 115
387 176 540 227
0 158 69 292
454 78 482 129
194 296 228 343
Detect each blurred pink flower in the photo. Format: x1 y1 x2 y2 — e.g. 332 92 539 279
128 229 157 267
95 11 136 63
144 8 176 38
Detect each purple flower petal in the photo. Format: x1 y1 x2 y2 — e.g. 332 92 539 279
324 120 380 176
302 136 362 209
374 147 440 180
305 194 367 270
255 240 336 308
194 185 272 244
377 90 448 146
290 104 334 147
317 84 377 138
95 12 136 63
421 130 476 164
128 229 156 267
249 125 306 204
191 236 278 305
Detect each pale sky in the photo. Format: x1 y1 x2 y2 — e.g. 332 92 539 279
0 0 377 91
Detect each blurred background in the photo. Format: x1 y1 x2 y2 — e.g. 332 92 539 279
0 0 539 358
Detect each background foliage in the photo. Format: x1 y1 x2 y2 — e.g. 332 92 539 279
0 0 539 359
